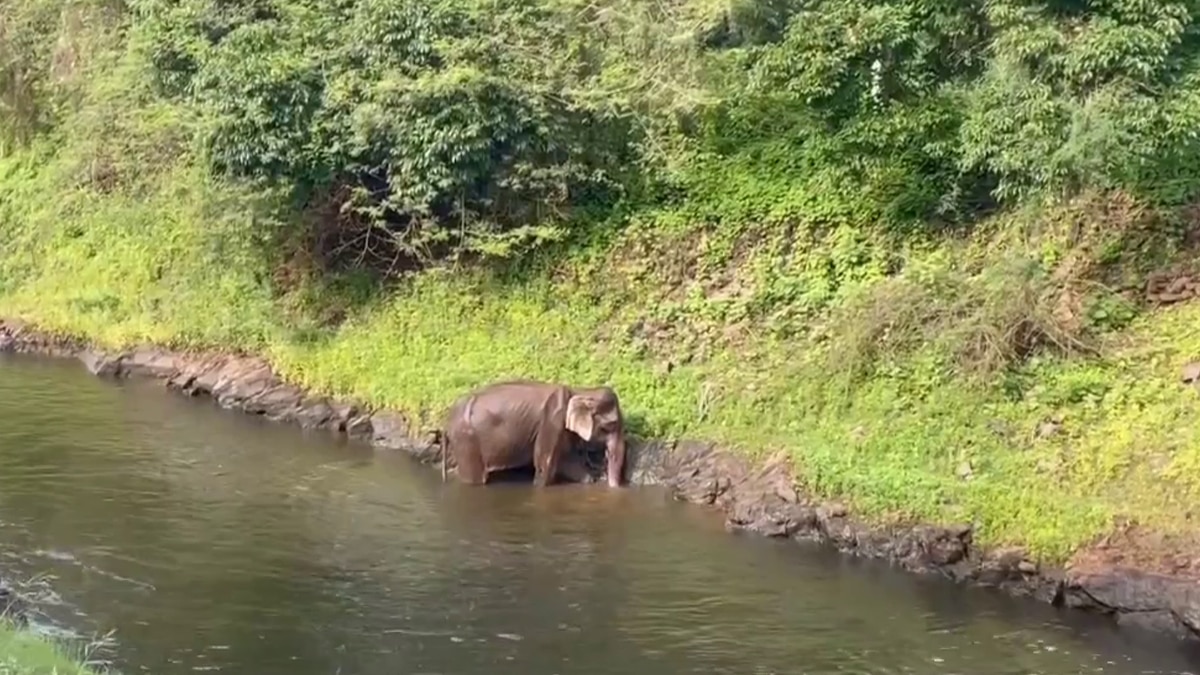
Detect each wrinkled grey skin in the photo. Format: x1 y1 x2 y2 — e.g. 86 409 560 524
441 380 627 488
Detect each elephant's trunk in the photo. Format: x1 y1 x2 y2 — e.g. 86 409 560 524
606 432 626 487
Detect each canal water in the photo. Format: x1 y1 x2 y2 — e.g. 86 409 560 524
0 354 1196 674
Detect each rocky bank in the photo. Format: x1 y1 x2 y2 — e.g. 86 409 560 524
1 318 1198 643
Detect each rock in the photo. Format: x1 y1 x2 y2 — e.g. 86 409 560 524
1147 273 1198 305
1037 420 1062 438
912 524 971 567
344 413 374 438
211 361 275 408
985 418 1009 437
291 397 338 429
1181 362 1200 385
183 361 226 396
819 503 848 519
1063 568 1200 641
369 411 415 451
956 460 974 480
119 349 184 379
77 349 122 377
722 454 817 538
245 385 304 418
728 500 817 538
369 410 441 461
976 547 1026 585
328 402 361 433
1117 609 1194 637
622 438 675 486
408 430 443 465
0 321 21 353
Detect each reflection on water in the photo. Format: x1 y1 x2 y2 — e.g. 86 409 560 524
0 354 1197 674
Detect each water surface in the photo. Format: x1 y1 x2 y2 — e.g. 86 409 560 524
0 354 1197 674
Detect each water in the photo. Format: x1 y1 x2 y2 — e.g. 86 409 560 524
0 355 1196 675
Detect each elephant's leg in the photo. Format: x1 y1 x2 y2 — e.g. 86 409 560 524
533 454 558 487
532 433 563 488
454 434 487 485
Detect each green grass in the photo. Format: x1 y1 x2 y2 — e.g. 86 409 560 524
0 622 101 675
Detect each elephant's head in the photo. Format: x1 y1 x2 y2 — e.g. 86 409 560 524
564 386 626 487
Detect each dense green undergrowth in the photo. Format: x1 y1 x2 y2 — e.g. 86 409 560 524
0 622 100 675
6 0 1200 563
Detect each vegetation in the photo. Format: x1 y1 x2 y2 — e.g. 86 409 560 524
0 622 101 675
4 0 1200 562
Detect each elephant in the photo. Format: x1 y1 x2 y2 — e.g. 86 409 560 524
440 380 627 488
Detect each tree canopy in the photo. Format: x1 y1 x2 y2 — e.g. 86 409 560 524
5 0 1200 268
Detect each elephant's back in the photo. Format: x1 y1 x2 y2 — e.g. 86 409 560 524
472 382 562 444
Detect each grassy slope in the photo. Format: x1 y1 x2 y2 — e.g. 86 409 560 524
0 623 98 675
4 128 1200 565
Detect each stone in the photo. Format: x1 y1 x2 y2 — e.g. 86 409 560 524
120 349 184 379
369 411 414 451
246 385 305 418
328 402 360 432
77 349 122 377
818 503 848 519
291 397 337 429
1181 362 1200 385
211 361 275 408
1037 420 1062 438
344 414 374 438
956 460 974 480
1063 569 1200 641
622 438 676 486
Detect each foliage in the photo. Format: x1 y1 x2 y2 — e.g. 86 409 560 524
0 0 125 154
124 0 721 267
11 0 1200 260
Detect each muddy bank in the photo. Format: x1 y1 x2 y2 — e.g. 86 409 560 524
1 319 1198 643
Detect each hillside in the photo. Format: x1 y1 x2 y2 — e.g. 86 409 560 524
4 0 1200 567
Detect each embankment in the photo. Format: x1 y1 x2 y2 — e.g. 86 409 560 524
0 623 98 675
0 578 98 675
4 319 1199 643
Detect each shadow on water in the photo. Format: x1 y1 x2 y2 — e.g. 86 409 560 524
0 353 1199 674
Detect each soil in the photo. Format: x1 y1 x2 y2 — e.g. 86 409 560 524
2 318 1199 643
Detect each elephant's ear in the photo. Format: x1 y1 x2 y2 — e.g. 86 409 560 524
565 396 595 441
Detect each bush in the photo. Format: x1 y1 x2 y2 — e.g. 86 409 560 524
127 0 695 269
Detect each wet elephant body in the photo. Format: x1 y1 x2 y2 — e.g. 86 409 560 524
442 380 628 488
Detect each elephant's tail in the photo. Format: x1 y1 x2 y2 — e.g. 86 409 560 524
439 426 449 482
442 395 477 482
